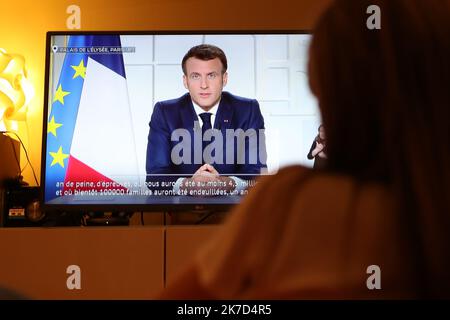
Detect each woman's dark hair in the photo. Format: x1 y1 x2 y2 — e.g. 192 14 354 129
182 44 228 75
315 124 325 144
309 0 450 297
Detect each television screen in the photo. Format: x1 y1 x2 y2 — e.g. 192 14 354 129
41 31 321 212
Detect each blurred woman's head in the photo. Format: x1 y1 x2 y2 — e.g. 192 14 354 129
308 0 450 297
316 124 326 143
309 0 449 181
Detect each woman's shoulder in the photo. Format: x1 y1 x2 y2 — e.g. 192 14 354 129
258 165 354 190
195 166 399 299
253 165 392 213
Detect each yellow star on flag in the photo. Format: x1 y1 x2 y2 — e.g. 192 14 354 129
71 59 87 79
53 84 70 105
49 146 69 168
47 116 63 137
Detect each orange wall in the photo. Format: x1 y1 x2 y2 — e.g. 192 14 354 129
0 0 331 186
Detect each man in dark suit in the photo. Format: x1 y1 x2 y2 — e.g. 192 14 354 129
146 44 266 195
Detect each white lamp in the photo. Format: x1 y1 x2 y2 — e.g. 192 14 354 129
0 48 34 132
1 48 38 187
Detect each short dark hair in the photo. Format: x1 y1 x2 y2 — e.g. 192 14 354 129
181 44 228 75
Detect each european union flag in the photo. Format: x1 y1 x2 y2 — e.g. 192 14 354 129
45 35 138 202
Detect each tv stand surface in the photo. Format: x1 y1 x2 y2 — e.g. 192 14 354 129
85 215 129 226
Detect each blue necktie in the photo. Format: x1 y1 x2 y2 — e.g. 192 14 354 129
199 112 212 164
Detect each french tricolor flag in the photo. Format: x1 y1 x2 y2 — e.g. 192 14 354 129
45 35 139 202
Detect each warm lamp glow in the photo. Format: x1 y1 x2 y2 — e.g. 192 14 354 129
0 48 35 131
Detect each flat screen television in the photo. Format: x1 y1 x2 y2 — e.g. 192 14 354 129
41 31 321 213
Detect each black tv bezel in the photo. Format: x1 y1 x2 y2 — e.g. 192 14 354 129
41 30 312 213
